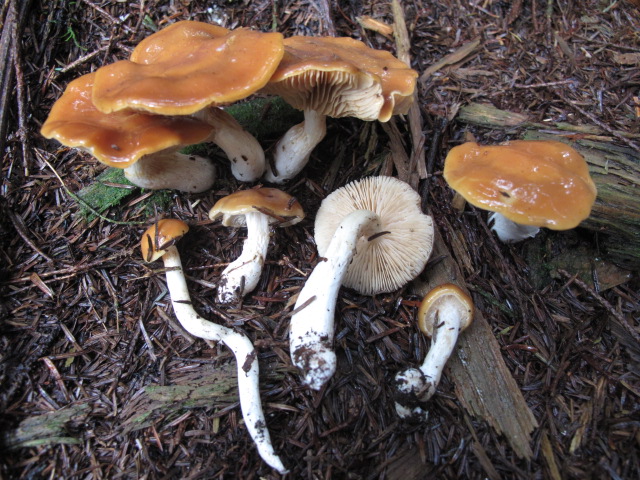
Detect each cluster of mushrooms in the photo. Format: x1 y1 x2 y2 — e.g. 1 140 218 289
41 20 598 473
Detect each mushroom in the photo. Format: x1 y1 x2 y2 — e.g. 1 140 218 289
92 21 286 181
261 36 418 183
140 219 287 474
443 140 597 243
209 188 305 304
41 73 217 193
289 176 434 390
394 283 474 420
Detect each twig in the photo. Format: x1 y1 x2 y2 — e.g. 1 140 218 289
553 89 640 152
6 249 133 284
57 45 109 74
3 203 54 263
557 269 640 344
79 0 135 34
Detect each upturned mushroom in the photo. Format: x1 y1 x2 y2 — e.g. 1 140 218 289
394 283 474 420
92 21 286 181
289 176 434 390
41 73 217 193
209 188 305 304
140 219 287 473
443 140 597 243
261 36 418 183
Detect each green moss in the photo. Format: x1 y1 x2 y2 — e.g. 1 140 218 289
225 96 303 140
76 168 136 220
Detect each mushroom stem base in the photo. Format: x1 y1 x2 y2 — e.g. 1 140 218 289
264 109 326 183
198 107 266 181
488 212 540 243
289 209 380 390
217 212 271 303
124 151 216 193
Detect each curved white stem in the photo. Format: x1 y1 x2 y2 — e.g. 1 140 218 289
394 304 464 420
488 211 540 243
289 210 381 390
217 212 271 304
196 108 266 182
264 109 327 184
161 246 287 474
124 151 216 193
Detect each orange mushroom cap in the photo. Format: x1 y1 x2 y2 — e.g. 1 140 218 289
443 140 597 230
262 36 417 122
140 219 190 263
417 284 474 338
92 21 285 115
40 72 214 168
209 188 305 228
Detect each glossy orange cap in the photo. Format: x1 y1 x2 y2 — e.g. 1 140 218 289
92 21 285 115
443 140 597 230
140 219 190 262
263 36 417 121
40 73 214 168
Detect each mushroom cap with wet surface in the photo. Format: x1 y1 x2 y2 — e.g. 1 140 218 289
443 140 597 243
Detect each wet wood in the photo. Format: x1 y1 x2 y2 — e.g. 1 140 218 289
2 403 91 449
456 102 640 269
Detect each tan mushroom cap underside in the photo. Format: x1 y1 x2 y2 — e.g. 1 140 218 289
314 176 434 295
263 36 417 122
92 21 285 115
209 188 305 228
417 284 474 338
443 140 597 230
140 219 190 263
40 73 214 168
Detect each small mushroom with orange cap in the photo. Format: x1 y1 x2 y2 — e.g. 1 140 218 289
41 72 217 193
140 219 287 474
289 176 434 391
394 283 474 420
209 188 305 304
92 21 286 181
261 36 418 183
443 140 597 243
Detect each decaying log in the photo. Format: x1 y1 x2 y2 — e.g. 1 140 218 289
1 403 91 449
456 102 640 270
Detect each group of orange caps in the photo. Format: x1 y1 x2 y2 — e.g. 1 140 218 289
41 20 597 474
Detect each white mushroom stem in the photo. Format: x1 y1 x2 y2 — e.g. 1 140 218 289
488 211 540 243
124 150 216 193
394 303 465 420
290 209 381 390
159 245 287 474
196 107 266 181
263 109 327 184
217 212 271 304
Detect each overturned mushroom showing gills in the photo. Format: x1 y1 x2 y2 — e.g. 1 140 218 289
394 283 474 420
92 21 286 181
262 36 417 183
289 176 434 390
40 73 217 193
443 140 597 243
140 219 287 474
209 188 305 304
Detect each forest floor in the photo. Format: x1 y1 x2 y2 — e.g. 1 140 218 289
0 1 639 479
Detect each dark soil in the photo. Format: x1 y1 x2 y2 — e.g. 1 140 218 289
1 1 639 479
